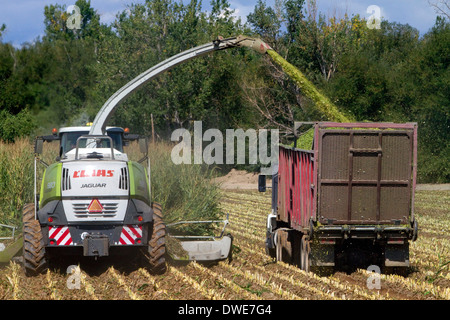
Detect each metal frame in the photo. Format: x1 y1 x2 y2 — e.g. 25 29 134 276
75 135 115 160
166 213 230 240
0 224 16 241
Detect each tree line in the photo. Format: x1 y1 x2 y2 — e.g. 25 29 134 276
0 0 448 183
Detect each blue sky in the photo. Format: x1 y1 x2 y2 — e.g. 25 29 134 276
0 0 442 47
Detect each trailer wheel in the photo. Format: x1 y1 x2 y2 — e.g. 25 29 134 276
146 202 167 274
265 230 276 259
22 203 48 276
275 229 293 264
411 219 418 242
300 236 311 272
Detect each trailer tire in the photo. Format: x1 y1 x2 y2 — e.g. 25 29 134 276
275 229 293 264
146 202 167 274
411 219 418 242
22 203 48 276
300 236 310 272
265 230 276 259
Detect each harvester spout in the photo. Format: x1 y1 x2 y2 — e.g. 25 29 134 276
232 35 273 54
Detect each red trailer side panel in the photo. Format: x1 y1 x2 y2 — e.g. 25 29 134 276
277 146 315 231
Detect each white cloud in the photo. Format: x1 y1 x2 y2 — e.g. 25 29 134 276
229 0 255 24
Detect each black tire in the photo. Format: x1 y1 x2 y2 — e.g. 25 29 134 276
300 236 310 272
146 202 167 274
22 203 48 276
265 230 276 259
275 229 293 264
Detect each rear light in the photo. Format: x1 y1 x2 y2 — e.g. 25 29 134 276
50 240 55 245
136 239 142 244
48 217 53 223
320 239 336 245
387 239 405 245
138 216 143 222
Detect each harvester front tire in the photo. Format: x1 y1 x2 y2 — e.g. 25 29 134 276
22 203 48 276
147 202 167 274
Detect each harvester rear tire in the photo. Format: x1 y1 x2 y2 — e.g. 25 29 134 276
147 202 167 274
22 203 48 276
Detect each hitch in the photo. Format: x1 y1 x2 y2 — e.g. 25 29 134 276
83 233 110 257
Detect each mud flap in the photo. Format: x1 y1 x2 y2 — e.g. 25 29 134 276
311 242 335 267
384 243 409 267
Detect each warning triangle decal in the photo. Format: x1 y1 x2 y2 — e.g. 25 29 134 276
88 198 103 213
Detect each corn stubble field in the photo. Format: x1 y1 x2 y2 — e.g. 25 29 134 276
0 189 449 300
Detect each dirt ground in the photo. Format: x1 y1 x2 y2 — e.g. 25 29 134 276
416 184 450 191
212 169 271 190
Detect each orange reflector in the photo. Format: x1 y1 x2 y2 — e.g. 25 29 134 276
88 198 103 213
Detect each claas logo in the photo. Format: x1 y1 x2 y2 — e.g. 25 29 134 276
73 169 114 178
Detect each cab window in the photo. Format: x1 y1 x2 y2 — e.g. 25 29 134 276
60 131 123 154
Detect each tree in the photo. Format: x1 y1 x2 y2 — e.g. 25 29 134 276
429 0 450 19
247 0 282 45
43 0 101 41
0 109 36 142
0 24 5 39
284 0 305 42
410 17 449 182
